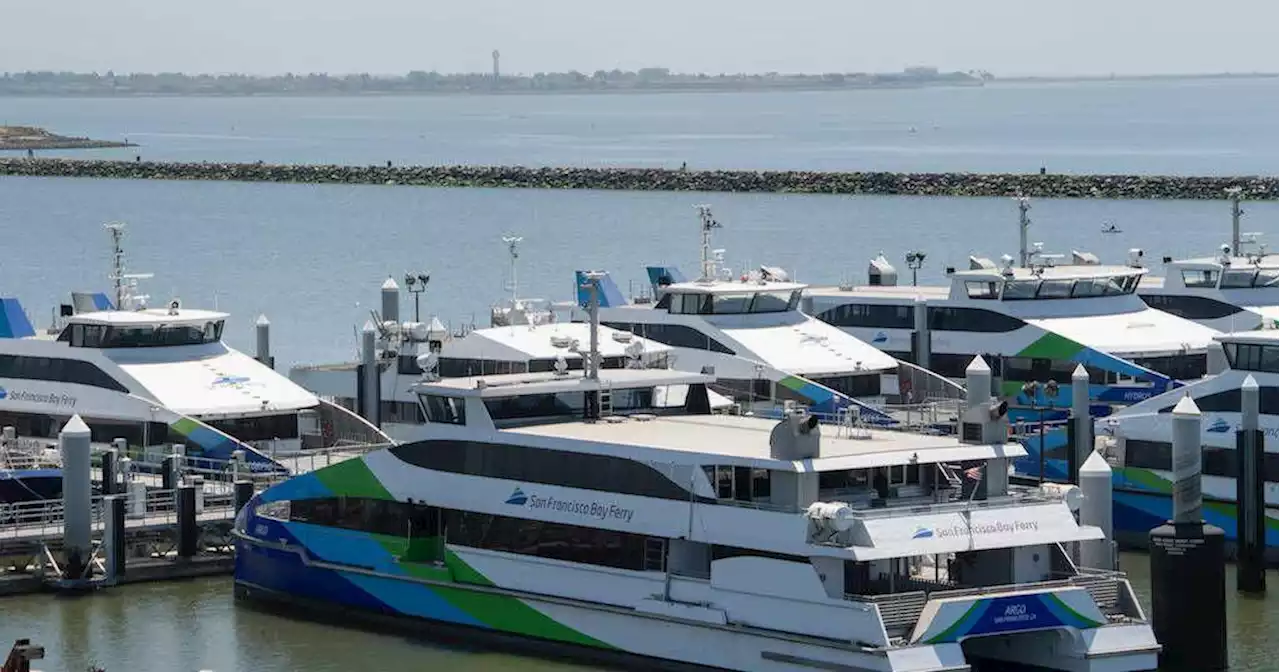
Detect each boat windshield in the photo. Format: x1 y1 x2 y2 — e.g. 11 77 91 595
667 290 801 315
59 320 226 348
998 275 1137 300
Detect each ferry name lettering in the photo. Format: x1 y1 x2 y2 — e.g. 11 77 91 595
526 494 635 523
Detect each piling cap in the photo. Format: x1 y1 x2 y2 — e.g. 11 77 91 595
61 414 90 436
1071 364 1089 381
255 314 270 326
914 295 927 305
965 356 990 374
382 277 399 290
1242 374 1259 392
361 319 378 333
1080 450 1112 475
1172 394 1201 417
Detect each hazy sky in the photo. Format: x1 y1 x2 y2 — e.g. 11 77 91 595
4 0 1276 76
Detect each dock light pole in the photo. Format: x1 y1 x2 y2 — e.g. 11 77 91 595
905 251 926 287
1021 380 1058 483
404 272 429 323
1226 187 1243 256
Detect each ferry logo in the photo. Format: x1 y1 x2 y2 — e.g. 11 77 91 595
1206 418 1232 434
0 386 6 400
872 331 888 344
211 375 252 388
505 487 529 506
912 526 934 539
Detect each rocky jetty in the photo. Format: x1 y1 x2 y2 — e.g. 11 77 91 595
0 126 135 151
0 158 1274 200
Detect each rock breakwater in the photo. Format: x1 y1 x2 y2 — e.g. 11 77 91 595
1 158 1275 200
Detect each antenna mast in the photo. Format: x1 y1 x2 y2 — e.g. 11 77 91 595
502 234 523 302
1015 197 1031 268
104 222 153 310
695 205 722 281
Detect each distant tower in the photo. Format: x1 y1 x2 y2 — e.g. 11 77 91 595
492 50 500 87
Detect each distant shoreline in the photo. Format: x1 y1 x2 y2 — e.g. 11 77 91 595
3 68 1271 98
0 125 135 151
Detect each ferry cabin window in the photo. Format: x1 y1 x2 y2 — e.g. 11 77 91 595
1141 294 1244 320
391 440 704 502
602 322 736 355
1037 280 1075 299
1071 277 1126 298
927 307 1023 333
1000 280 1039 301
1224 343 1280 374
1131 353 1206 381
1182 270 1219 288
966 282 999 299
1219 269 1259 289
420 394 467 425
71 321 227 348
814 303 913 329
1257 270 1279 287
1124 440 1279 483
669 293 712 315
701 465 771 502
1158 386 1279 416
207 414 299 442
0 354 129 392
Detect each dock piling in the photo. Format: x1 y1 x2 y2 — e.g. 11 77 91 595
177 485 197 559
103 494 126 582
234 480 254 513
127 480 146 519
59 415 92 581
1067 365 1091 484
912 297 930 371
1149 396 1227 672
1078 451 1114 569
1236 375 1266 593
381 277 400 324
101 447 118 495
255 314 274 369
360 320 381 427
161 455 177 490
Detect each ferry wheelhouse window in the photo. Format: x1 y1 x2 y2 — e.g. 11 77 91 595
1181 270 1220 288
62 320 226 348
668 290 800 315
1001 275 1135 300
420 394 467 425
1219 269 1260 289
1224 343 1280 375
965 282 999 299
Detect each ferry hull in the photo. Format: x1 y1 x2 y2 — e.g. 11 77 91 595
234 536 971 672
1112 489 1279 564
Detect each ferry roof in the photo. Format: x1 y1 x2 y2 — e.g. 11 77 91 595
805 284 950 301
414 368 716 398
69 307 230 327
1166 253 1280 271
1214 330 1280 347
447 323 672 361
1025 308 1219 356
948 264 1146 282
661 279 808 294
714 319 899 375
508 413 1027 471
113 345 319 418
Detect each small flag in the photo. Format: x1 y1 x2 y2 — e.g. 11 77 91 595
964 466 984 481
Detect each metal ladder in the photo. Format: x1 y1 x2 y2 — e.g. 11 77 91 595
599 383 614 417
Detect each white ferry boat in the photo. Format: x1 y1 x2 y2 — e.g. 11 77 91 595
0 224 386 499
1138 241 1278 332
576 207 956 424
1097 330 1278 559
233 302 1159 671
289 237 687 443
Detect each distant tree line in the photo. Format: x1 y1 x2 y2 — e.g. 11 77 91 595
0 67 990 96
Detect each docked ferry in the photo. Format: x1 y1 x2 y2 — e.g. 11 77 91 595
1138 244 1278 332
1097 330 1279 559
234 296 1159 671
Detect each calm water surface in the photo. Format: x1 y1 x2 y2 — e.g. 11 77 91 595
2 79 1276 175
0 555 1273 671
0 79 1277 671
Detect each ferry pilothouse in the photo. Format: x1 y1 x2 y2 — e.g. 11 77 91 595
1138 238 1278 332
1097 330 1279 561
233 276 1160 672
573 206 963 426
0 223 388 502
